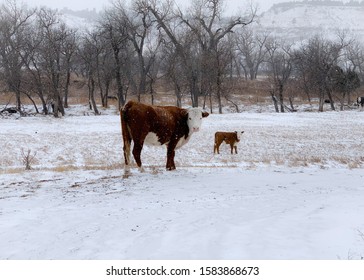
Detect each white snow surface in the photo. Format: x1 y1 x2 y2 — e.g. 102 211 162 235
1 106 364 260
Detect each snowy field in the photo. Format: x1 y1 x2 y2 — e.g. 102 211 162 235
1 105 364 260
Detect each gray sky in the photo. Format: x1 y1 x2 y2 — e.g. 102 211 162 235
11 0 281 13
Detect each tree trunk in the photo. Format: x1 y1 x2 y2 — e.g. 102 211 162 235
216 69 223 114
326 89 335 111
318 90 325 112
15 91 21 112
88 78 99 115
279 86 284 112
190 72 199 107
23 91 39 114
112 46 125 108
64 71 70 108
270 91 279 113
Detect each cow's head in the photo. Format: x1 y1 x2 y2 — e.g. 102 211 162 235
235 131 245 142
186 108 209 133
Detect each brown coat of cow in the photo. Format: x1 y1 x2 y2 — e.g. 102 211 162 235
214 131 244 154
121 100 209 171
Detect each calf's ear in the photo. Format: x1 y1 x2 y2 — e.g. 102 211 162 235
202 112 209 118
242 131 244 134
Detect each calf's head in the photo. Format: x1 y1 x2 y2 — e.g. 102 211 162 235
235 131 245 142
186 108 209 132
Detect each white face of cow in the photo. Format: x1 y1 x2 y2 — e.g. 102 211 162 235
187 108 208 133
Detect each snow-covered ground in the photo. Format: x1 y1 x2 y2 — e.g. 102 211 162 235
1 105 364 259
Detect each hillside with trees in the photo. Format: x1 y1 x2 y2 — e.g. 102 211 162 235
1 0 364 116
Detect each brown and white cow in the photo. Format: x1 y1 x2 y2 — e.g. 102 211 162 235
121 100 209 171
214 131 244 154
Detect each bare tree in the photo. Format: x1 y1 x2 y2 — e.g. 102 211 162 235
36 8 75 117
346 41 364 79
265 38 293 112
144 0 255 111
235 27 269 80
112 0 162 102
99 7 130 108
180 0 256 112
96 40 114 108
160 42 187 107
62 28 77 108
293 36 346 112
0 0 35 113
79 31 101 115
328 66 360 110
20 21 49 114
143 0 201 107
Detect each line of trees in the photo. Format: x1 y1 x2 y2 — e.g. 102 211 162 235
1 0 364 117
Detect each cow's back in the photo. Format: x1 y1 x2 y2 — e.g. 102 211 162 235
215 132 237 143
123 100 154 126
122 101 146 141
122 100 188 145
123 101 161 133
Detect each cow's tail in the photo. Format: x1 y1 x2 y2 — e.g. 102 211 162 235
121 103 132 171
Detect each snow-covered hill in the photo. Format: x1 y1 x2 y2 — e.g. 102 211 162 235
58 8 99 31
56 1 364 42
257 1 364 41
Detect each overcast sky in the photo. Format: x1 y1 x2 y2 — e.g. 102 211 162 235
5 0 281 14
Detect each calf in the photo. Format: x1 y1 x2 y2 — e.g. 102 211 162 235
214 131 244 154
357 97 364 108
121 100 209 171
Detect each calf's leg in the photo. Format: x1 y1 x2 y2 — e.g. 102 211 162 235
230 144 234 154
214 141 221 154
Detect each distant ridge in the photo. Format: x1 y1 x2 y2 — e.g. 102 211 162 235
55 1 364 42
257 0 364 42
59 7 100 22
271 0 364 9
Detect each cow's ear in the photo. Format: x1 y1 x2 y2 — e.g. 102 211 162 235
242 131 244 134
235 131 237 134
182 109 189 117
202 112 209 118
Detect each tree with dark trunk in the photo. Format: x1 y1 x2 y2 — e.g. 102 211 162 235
0 1 35 114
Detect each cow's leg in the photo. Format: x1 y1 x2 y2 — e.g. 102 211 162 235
234 145 238 154
214 135 219 154
166 149 176 170
121 113 132 173
122 132 131 168
166 142 178 170
123 145 131 173
132 143 144 172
